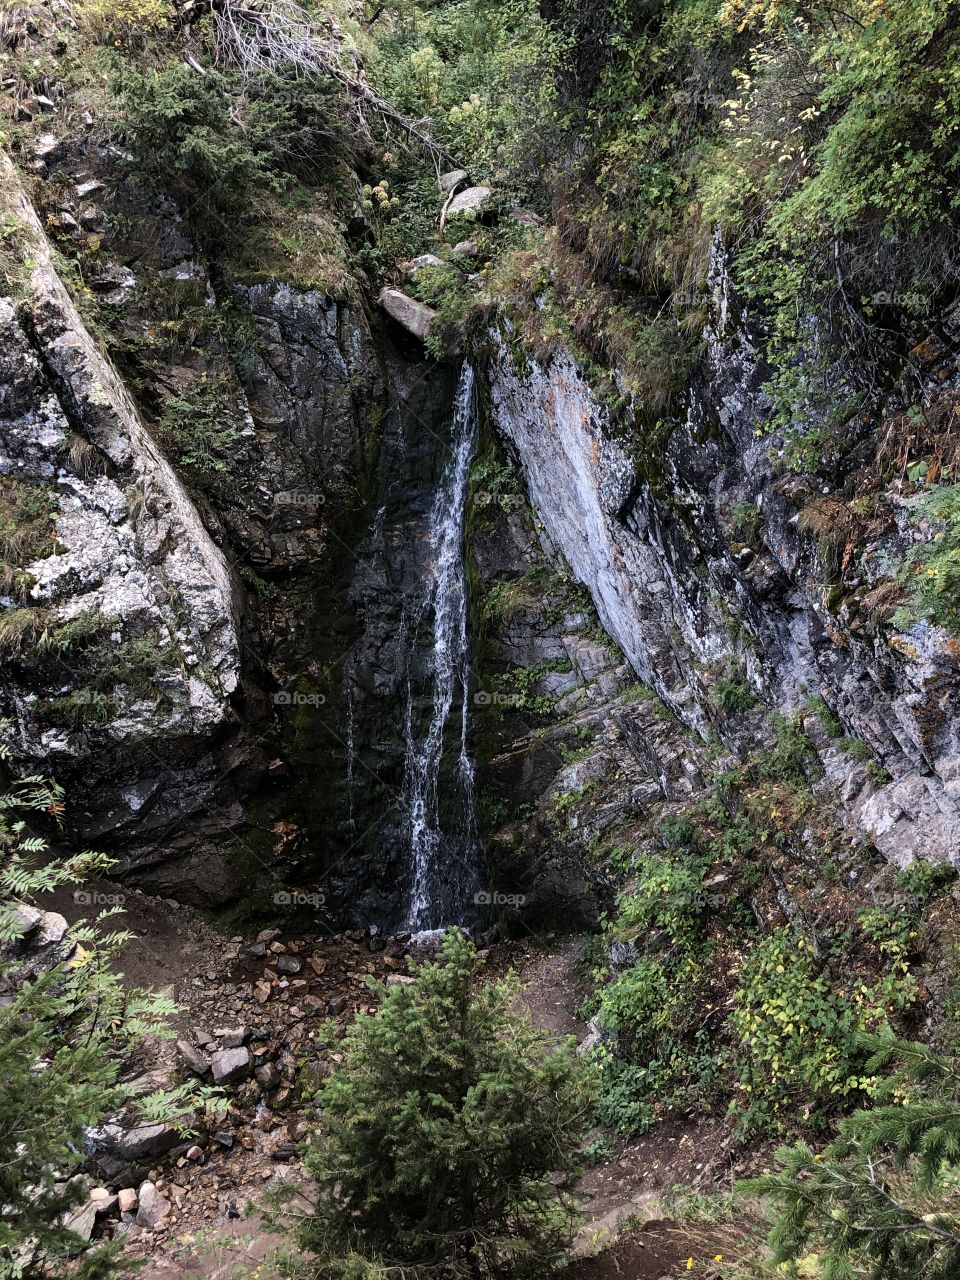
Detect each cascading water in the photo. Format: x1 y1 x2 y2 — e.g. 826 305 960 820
401 364 480 929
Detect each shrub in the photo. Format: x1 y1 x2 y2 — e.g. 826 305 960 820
116 64 353 248
155 374 240 487
745 1035 960 1280
714 670 756 713
896 483 960 632
731 928 889 1134
281 929 594 1279
0 757 215 1278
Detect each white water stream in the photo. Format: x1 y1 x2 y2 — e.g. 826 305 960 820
402 365 479 928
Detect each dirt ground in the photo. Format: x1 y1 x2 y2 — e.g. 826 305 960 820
45 884 750 1279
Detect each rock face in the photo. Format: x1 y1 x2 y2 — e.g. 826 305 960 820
0 156 243 896
0 154 384 905
484 269 960 869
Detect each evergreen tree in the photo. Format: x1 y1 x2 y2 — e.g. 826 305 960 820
0 763 193 1278
281 929 595 1279
744 1034 960 1280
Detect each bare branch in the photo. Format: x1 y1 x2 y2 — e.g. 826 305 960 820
180 0 457 171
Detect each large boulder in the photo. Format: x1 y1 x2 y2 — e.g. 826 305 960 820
446 185 492 218
378 288 436 342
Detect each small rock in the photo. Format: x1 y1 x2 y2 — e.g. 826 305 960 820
403 253 445 278
266 1086 293 1112
32 133 60 160
213 1131 235 1149
255 1062 281 1091
9 904 41 937
326 996 347 1016
378 288 436 342
64 1201 98 1241
307 956 327 977
135 1181 170 1229
98 1122 178 1163
213 1026 248 1048
275 955 301 975
210 1047 251 1085
176 1040 210 1076
75 178 104 200
446 185 492 218
37 911 68 944
451 239 478 258
186 1146 204 1163
117 1188 138 1214
440 168 469 192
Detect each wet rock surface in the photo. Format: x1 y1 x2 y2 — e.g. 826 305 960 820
483 275 960 872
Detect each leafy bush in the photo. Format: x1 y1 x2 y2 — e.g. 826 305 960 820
731 928 891 1134
714 670 756 713
280 929 594 1279
897 483 960 631
116 63 354 248
0 756 217 1278
156 374 240 486
593 853 720 1130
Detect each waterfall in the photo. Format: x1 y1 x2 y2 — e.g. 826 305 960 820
402 364 479 929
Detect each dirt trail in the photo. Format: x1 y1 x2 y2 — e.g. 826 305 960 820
53 901 741 1279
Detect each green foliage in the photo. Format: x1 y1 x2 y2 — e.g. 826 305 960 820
280 929 594 1279
730 501 762 544
896 860 958 902
714 669 756 713
156 374 240 486
744 1034 960 1280
368 0 566 202
896 484 960 631
593 852 721 1131
0 476 56 591
731 928 896 1135
116 62 353 250
406 262 475 359
0 753 217 1278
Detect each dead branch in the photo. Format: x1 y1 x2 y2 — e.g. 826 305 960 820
179 0 457 171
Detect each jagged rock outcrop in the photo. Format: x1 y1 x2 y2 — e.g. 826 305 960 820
0 156 245 896
0 154 385 903
484 272 960 870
